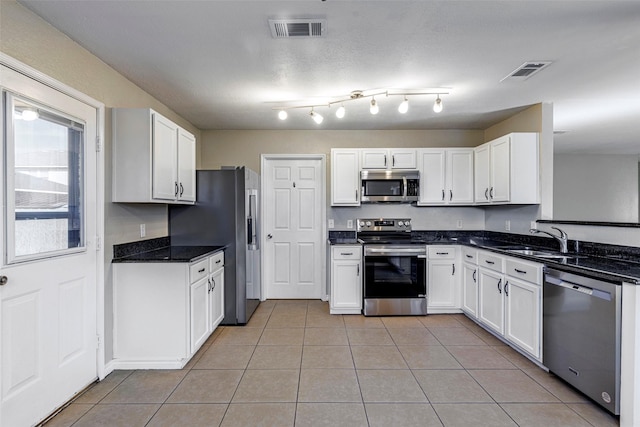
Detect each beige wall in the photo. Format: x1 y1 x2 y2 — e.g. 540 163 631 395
201 129 484 172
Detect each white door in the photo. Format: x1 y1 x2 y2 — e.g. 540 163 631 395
0 65 99 426
462 263 478 317
263 156 324 299
478 269 505 335
177 127 196 202
152 113 178 201
490 135 511 202
419 149 446 204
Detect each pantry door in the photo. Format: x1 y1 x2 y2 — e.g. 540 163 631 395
0 63 101 427
262 155 325 299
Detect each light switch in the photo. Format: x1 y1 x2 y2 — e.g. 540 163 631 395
140 223 146 237
347 220 354 229
328 219 335 229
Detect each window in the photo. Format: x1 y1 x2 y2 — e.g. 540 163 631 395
5 93 85 262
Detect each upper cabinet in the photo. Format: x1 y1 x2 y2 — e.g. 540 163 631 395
113 108 196 204
361 148 416 169
331 149 360 206
474 132 539 205
418 148 474 205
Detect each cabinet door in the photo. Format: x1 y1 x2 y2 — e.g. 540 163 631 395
490 135 511 202
427 260 457 309
390 149 417 169
209 268 225 330
478 268 504 334
462 263 478 317
448 149 474 204
361 149 388 169
331 150 360 205
177 128 196 202
418 149 446 204
474 143 490 204
504 277 540 359
190 277 209 353
331 260 362 311
152 113 179 201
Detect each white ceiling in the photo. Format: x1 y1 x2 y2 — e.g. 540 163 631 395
19 0 640 154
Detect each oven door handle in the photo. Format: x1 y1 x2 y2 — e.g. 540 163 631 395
366 248 426 255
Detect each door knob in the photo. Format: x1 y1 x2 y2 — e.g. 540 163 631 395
267 234 273 239
0 275 8 286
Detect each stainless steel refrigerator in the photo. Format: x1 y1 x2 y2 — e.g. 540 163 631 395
169 167 261 325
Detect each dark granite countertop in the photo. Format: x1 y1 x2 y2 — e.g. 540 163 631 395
112 237 226 263
113 245 225 263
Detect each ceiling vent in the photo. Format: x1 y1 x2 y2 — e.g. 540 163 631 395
269 19 326 38
501 61 552 82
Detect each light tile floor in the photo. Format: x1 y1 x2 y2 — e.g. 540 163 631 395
44 300 619 426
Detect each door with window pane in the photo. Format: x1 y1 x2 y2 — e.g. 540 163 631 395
1 65 99 427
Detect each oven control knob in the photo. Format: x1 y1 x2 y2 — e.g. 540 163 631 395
366 221 372 227
359 221 365 227
405 220 411 227
398 221 404 227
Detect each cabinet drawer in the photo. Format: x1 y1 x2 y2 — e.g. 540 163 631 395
505 258 542 284
210 251 225 272
428 246 456 259
478 252 505 272
332 246 361 260
461 246 478 264
190 259 209 284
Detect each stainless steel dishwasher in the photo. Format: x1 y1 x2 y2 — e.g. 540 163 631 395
543 267 622 415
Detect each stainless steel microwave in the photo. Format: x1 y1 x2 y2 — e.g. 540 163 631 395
360 170 419 203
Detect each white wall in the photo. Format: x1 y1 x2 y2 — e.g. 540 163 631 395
554 153 639 223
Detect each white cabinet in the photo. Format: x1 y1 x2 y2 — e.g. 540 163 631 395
477 250 542 360
113 108 196 204
504 258 542 359
427 246 460 312
331 149 360 206
330 245 362 314
361 148 416 169
418 148 474 205
113 250 224 369
209 252 225 330
461 247 478 317
474 132 539 205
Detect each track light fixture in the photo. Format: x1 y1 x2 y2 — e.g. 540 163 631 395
274 88 449 124
398 96 409 114
369 97 379 115
309 108 324 124
433 95 443 113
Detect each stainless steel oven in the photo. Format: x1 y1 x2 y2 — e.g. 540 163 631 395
358 218 427 316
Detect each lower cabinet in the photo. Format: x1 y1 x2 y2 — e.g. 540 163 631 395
114 250 224 369
476 250 542 360
330 245 362 314
427 246 460 312
461 247 479 317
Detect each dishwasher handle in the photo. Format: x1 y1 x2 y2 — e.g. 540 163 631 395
546 275 612 301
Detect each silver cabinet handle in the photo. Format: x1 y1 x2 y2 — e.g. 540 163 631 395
490 187 494 199
179 183 184 197
384 154 387 167
216 260 222 264
442 189 445 201
452 264 455 275
466 254 473 259
0 275 7 286
485 260 495 265
473 270 476 283
436 252 449 255
207 278 212 293
485 188 489 200
450 190 453 201
514 268 526 274
505 281 509 296
198 268 206 273
175 182 179 197
357 264 360 276
497 278 502 294
341 252 353 256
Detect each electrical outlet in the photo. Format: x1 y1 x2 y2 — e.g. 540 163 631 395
140 223 146 238
530 221 537 230
456 220 463 229
347 220 354 229
328 219 335 229
505 220 511 231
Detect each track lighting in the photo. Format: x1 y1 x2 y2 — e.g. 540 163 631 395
310 108 323 124
369 97 379 115
273 88 449 124
398 97 409 114
433 95 443 113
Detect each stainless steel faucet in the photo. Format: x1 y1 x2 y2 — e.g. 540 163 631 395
529 226 569 254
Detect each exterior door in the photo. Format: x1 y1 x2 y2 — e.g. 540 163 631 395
262 156 324 299
0 65 99 426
